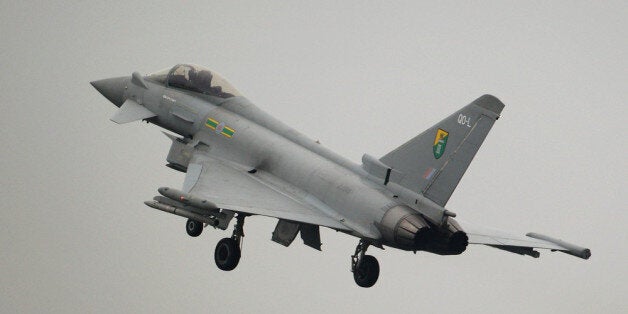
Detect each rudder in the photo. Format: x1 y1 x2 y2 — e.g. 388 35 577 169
379 95 504 206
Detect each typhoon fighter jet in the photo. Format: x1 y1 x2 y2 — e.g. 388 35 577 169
91 64 590 287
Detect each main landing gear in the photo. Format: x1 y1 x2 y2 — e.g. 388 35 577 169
214 214 245 271
351 240 380 288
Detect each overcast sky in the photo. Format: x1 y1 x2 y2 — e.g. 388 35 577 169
1 1 626 313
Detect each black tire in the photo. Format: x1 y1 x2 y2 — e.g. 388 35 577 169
353 255 379 288
214 238 241 271
186 219 203 237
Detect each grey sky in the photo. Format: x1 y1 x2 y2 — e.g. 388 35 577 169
1 1 626 313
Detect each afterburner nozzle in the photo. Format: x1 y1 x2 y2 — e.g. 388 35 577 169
378 206 431 250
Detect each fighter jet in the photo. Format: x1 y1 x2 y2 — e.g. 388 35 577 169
91 64 590 287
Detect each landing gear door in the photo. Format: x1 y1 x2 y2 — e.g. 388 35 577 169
272 220 300 247
300 224 322 250
271 220 322 250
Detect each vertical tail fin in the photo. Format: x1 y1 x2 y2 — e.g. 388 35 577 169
380 95 504 206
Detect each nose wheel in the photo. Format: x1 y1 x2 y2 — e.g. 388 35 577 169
351 240 380 288
186 218 203 237
214 214 245 271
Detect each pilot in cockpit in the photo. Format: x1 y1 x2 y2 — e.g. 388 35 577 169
189 68 234 99
157 64 238 99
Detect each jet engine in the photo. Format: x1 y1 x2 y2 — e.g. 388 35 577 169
378 205 468 254
378 206 432 250
424 218 469 255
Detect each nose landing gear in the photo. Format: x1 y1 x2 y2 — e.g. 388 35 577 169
186 218 203 237
351 240 380 288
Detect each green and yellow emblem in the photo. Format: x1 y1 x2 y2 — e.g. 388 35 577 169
206 117 236 138
433 129 449 159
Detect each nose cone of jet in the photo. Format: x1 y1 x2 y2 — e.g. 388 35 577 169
90 77 128 107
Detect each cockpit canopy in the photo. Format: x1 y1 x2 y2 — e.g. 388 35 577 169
147 64 242 99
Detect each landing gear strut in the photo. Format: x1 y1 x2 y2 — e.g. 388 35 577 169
351 240 379 288
214 214 245 271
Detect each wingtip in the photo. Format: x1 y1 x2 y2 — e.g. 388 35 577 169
578 248 592 260
527 232 591 260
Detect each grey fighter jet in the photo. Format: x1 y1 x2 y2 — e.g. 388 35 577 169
91 64 590 287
